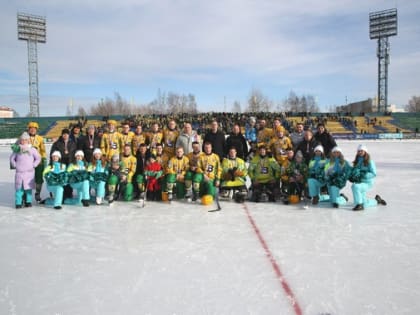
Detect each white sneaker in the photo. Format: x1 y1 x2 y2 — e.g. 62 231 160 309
96 197 103 205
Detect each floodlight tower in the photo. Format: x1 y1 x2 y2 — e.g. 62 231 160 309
369 8 397 113
17 12 46 117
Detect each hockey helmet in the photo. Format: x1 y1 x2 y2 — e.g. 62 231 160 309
108 119 118 126
201 194 213 206
288 194 300 204
27 121 39 129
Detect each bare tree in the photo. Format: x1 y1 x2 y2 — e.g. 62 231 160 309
246 88 272 112
285 90 299 112
77 106 87 117
282 90 319 113
232 100 241 113
89 92 131 116
186 94 198 114
405 96 420 112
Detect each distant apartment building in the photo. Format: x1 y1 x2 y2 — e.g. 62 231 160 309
337 98 374 113
0 106 14 118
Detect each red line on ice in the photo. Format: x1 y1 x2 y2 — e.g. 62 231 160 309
243 203 303 315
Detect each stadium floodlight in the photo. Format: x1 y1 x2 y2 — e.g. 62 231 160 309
17 12 47 117
369 8 397 113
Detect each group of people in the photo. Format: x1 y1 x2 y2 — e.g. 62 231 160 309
9 117 387 211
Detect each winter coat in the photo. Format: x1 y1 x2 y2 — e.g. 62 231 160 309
295 138 319 165
245 125 257 143
50 137 77 166
325 158 351 189
308 156 327 184
225 133 249 161
175 131 200 155
10 145 41 190
144 161 163 192
314 131 337 158
78 134 101 163
289 131 305 150
203 130 226 161
349 157 376 187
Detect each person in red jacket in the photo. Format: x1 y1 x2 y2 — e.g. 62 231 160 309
144 154 164 201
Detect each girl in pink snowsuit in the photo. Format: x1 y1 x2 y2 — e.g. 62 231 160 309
10 132 41 208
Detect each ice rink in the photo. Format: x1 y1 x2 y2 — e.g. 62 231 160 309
1 140 419 315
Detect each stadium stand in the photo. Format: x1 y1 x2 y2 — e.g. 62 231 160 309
0 113 418 141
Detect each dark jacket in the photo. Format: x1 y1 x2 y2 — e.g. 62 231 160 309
314 131 337 158
295 137 319 165
203 130 226 161
225 132 249 161
50 137 77 166
78 134 102 163
135 151 151 176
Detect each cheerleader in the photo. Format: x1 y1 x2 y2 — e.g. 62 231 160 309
42 151 67 209
307 145 328 205
324 146 351 208
350 144 387 211
87 148 108 205
67 150 90 206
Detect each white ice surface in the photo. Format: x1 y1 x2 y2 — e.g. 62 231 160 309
1 140 420 315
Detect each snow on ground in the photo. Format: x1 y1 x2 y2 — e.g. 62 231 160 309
1 140 420 315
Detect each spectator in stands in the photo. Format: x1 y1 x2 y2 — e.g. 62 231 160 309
203 120 226 161
314 123 337 158
79 125 101 163
225 123 248 161
10 132 41 208
27 121 47 202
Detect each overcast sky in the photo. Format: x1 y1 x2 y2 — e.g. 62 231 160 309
1 0 419 116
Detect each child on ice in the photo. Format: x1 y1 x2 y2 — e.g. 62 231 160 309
10 132 41 208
